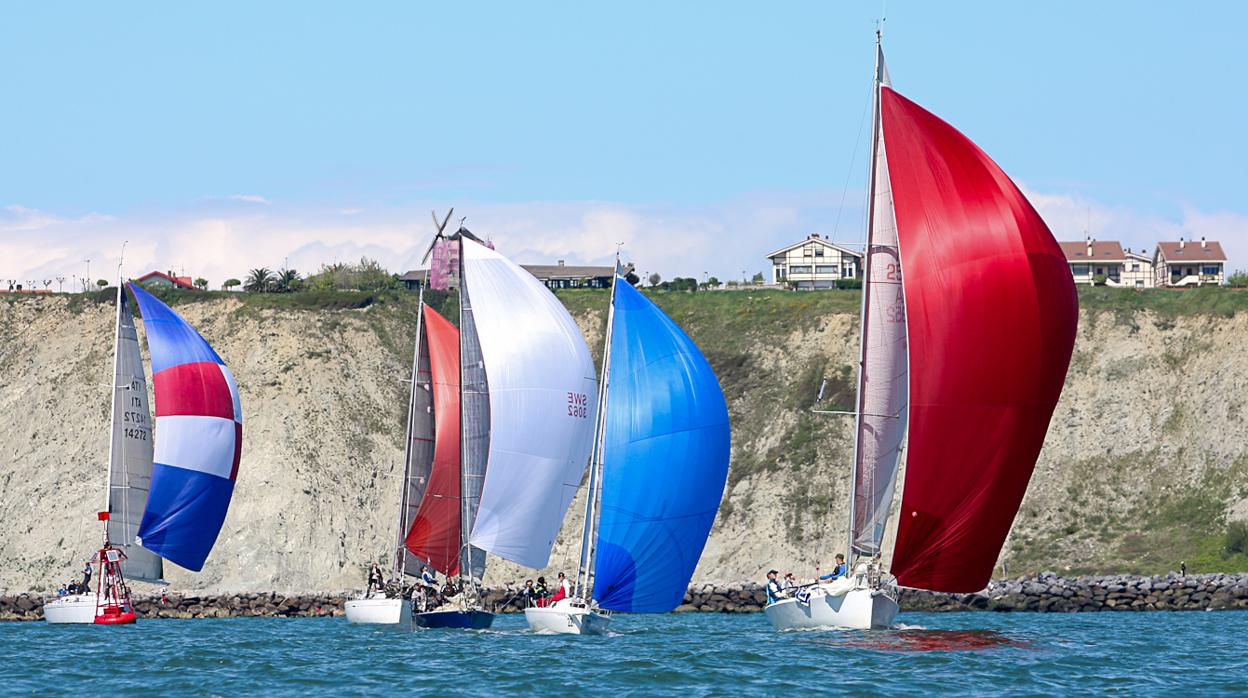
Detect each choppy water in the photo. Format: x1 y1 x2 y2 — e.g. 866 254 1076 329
8 610 1247 696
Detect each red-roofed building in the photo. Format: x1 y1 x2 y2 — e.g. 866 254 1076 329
1153 238 1226 287
135 270 197 291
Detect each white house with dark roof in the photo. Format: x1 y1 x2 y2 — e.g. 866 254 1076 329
766 234 862 289
1120 247 1155 289
1153 238 1226 287
1058 238 1128 286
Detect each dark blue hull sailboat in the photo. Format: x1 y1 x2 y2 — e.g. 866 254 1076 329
414 609 495 630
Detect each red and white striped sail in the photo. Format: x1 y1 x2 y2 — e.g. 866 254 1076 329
855 45 1078 593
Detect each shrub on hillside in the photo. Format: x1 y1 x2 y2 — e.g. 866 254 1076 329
1227 521 1248 555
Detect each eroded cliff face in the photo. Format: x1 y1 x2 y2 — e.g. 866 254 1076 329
1 291 1244 594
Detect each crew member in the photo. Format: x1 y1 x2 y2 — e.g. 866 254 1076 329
765 570 785 604
818 554 848 582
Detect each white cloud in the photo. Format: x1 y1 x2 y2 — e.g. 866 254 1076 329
225 194 270 205
1 190 1243 291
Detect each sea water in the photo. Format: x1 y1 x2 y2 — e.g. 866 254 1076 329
8 610 1246 696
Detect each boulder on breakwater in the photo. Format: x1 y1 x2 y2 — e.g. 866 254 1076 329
4 572 1247 621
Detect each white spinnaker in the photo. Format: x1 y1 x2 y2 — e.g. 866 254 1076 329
107 291 163 582
462 240 598 569
851 87 910 558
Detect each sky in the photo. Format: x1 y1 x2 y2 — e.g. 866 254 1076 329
2 2 1246 289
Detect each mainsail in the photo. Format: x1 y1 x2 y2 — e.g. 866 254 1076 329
129 283 243 571
849 44 909 559
591 280 730 612
461 238 598 569
404 306 463 576
879 84 1078 592
106 288 163 582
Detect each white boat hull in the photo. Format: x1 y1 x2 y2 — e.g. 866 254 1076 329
344 597 412 628
524 598 611 635
43 594 100 624
764 586 899 631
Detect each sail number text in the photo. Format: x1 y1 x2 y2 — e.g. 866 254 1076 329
567 392 589 418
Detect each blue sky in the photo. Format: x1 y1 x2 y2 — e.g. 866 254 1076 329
3 2 1246 286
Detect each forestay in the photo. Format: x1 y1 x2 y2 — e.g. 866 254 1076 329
592 281 730 612
107 289 163 582
462 239 598 569
129 283 243 572
881 86 1078 592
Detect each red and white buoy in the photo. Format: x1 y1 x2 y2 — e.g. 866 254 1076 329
92 512 137 625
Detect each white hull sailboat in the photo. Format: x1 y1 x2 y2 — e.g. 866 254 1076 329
766 33 1077 631
764 582 898 631
43 594 102 625
524 598 611 635
44 260 244 625
344 597 413 628
525 260 730 635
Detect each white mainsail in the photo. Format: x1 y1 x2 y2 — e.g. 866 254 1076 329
849 45 909 558
462 239 598 569
106 288 163 582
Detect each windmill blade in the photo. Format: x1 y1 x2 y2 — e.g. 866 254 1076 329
420 207 455 265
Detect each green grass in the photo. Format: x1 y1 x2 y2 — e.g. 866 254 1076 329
1077 286 1248 321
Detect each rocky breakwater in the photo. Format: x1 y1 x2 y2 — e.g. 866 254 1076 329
4 573 1247 620
0 592 347 621
901 572 1248 612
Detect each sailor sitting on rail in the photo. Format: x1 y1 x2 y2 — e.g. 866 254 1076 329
765 570 786 604
817 554 848 582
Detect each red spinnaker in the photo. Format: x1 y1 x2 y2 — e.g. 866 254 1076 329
404 306 462 576
882 86 1078 592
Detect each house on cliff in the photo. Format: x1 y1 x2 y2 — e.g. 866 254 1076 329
1153 238 1226 287
1058 238 1155 288
766 234 862 289
135 270 197 291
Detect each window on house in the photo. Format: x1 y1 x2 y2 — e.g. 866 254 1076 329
814 247 824 257
804 246 815 257
1202 265 1220 275
1135 280 1144 288
1131 264 1140 272
790 265 812 274
1072 265 1089 275
815 265 836 274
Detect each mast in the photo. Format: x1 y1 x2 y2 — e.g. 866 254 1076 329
393 284 426 580
458 234 471 588
573 256 620 600
845 31 886 568
103 243 128 528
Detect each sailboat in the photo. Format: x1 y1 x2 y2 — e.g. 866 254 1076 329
524 264 731 635
45 269 244 624
373 224 598 630
764 34 1078 631
343 283 441 629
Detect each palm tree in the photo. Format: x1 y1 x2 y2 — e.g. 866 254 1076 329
223 278 241 292
275 268 301 293
244 267 274 293
194 277 208 290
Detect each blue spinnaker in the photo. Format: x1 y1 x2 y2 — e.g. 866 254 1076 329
592 281 730 612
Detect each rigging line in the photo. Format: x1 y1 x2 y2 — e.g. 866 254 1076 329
830 87 873 244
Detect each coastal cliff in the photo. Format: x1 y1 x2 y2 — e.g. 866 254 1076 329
1 288 1246 594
